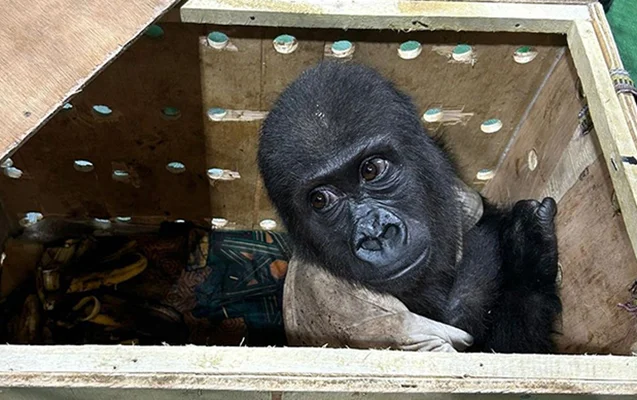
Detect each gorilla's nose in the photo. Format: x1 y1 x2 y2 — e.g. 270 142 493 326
360 237 382 251
354 208 403 256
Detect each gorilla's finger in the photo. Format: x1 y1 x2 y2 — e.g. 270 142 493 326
537 197 557 221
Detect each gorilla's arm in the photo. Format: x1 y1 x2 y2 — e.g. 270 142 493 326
444 198 561 353
485 198 561 353
444 219 502 346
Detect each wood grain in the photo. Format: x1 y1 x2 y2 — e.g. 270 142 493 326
0 346 636 395
568 20 637 278
0 0 179 161
181 0 589 34
554 158 637 354
0 23 210 222
349 31 565 187
482 51 584 201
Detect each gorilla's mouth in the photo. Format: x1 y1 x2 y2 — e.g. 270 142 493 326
354 223 403 252
377 246 430 283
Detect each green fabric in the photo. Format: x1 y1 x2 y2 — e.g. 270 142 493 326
607 0 637 77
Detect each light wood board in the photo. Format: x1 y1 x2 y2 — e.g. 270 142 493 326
181 0 590 33
0 23 211 223
0 0 180 162
0 346 636 395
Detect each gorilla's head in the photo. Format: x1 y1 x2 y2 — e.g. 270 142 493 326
258 61 462 293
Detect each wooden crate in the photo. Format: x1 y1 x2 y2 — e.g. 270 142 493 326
1 0 637 398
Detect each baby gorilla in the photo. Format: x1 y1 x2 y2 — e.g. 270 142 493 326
258 61 561 353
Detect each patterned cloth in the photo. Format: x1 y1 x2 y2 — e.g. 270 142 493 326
164 229 292 346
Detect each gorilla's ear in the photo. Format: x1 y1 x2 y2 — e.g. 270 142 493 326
454 178 484 234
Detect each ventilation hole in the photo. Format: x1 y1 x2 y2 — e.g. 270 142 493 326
211 218 228 228
166 161 186 174
515 23 521 28
93 218 112 229
422 108 443 123
73 160 94 172
62 103 73 111
452 44 473 61
1 158 13 168
513 46 538 64
260 219 277 230
476 169 495 181
527 149 538 171
273 34 298 54
20 212 43 227
207 168 240 181
208 168 223 179
207 31 229 49
116 216 132 223
331 40 354 58
398 40 422 60
208 107 227 121
480 118 503 134
112 169 130 181
92 105 113 116
249 16 255 21
145 24 164 38
3 166 23 179
161 107 181 120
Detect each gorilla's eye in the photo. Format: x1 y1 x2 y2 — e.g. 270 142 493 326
310 189 330 210
361 157 388 182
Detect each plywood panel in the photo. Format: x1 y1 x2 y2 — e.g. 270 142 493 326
482 51 585 201
0 23 210 222
349 31 565 187
554 158 637 354
0 0 179 161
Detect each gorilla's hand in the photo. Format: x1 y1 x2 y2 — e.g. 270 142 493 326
501 197 559 285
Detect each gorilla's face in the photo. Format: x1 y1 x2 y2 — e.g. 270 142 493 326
258 62 460 289
300 149 432 283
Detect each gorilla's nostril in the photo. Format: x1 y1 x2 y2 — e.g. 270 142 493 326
360 238 382 251
381 224 399 240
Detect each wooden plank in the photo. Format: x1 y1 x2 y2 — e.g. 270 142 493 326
588 3 637 175
181 0 589 34
200 29 263 230
0 389 631 400
568 19 637 271
482 51 585 200
348 31 565 187
554 158 637 355
0 346 636 394
0 23 210 222
0 0 179 162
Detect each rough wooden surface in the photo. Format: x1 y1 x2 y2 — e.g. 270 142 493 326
181 0 589 34
0 0 179 162
0 23 210 222
0 346 636 395
0 389 634 400
568 20 637 273
347 31 565 186
554 158 637 354
482 51 584 200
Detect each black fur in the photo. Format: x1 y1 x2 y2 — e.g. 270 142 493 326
258 61 561 353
